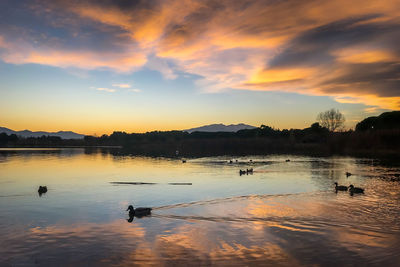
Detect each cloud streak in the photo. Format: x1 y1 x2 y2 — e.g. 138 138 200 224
0 0 399 108
96 87 115 93
112 83 131 88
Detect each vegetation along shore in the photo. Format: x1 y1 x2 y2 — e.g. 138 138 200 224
1 110 399 158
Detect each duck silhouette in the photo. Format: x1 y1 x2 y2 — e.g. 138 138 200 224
346 172 352 177
38 186 47 196
127 205 152 218
334 182 348 191
349 185 364 194
127 214 134 223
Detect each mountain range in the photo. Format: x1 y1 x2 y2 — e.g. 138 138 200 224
1 123 257 139
0 127 85 139
184 123 256 133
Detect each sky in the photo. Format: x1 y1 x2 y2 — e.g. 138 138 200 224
0 0 399 135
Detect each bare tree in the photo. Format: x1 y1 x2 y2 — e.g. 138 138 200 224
317 109 345 131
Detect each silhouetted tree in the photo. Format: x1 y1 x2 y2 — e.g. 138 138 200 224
317 109 345 132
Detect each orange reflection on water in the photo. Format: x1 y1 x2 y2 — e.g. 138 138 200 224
0 152 195 186
2 153 400 266
20 217 303 266
334 229 396 250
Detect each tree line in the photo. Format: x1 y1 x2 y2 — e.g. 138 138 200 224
1 110 399 158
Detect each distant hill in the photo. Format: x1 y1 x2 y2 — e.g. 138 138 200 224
185 123 256 133
0 127 84 139
356 111 400 131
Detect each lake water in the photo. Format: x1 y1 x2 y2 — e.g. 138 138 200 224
1 148 400 266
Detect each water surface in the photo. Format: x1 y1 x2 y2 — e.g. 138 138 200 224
1 148 399 266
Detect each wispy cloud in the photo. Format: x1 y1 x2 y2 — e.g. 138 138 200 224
112 83 131 88
96 87 116 93
94 86 140 93
1 0 400 108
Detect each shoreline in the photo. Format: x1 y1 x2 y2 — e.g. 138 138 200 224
1 145 399 160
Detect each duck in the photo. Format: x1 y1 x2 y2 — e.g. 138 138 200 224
127 216 134 223
334 182 348 191
285 159 290 162
127 205 152 217
346 172 352 177
239 169 247 176
182 159 186 163
246 168 253 174
349 185 364 194
38 186 47 195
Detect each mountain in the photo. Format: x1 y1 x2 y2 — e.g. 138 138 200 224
185 123 257 133
0 127 85 139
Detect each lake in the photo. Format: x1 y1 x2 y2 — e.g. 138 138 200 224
1 148 399 266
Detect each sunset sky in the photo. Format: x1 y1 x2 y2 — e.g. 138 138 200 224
0 0 399 135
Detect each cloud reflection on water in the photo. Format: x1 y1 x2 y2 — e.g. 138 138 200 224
0 150 400 265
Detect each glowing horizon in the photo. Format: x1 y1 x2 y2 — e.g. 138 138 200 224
1 0 399 135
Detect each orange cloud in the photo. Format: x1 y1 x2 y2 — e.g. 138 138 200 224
1 40 146 72
334 48 397 64
246 68 316 86
1 0 400 109
242 65 400 110
334 95 400 110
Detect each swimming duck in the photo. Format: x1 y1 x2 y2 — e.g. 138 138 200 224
334 182 348 191
246 168 253 174
182 159 186 163
127 215 134 223
239 169 247 176
285 159 290 162
38 186 47 194
346 172 352 177
127 205 152 217
349 185 364 194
